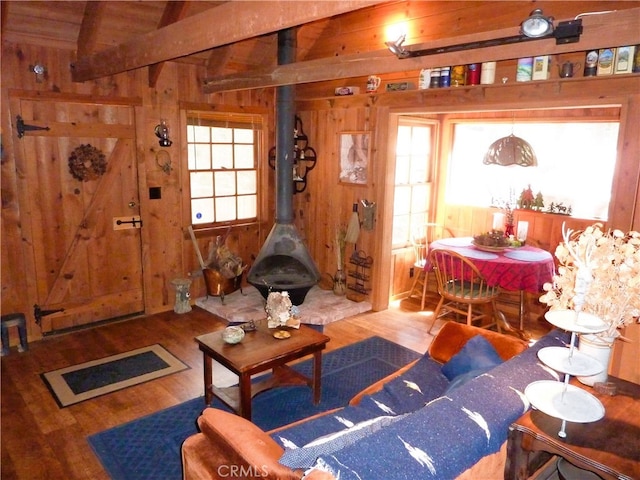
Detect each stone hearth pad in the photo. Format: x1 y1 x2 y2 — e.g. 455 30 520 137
195 286 371 326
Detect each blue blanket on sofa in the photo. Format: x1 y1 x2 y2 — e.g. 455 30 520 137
273 329 567 479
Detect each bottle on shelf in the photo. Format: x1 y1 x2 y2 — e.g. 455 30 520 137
467 63 481 85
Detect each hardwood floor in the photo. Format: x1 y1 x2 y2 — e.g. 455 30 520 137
0 292 551 479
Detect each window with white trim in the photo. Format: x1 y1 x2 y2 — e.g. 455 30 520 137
392 118 438 248
186 113 261 226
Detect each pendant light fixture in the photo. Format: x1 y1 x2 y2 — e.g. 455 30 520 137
483 133 538 167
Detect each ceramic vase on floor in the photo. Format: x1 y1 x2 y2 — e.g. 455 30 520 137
171 278 192 314
333 269 347 296
577 333 614 386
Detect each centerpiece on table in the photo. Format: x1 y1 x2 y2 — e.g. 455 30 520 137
265 291 301 335
472 229 522 251
491 194 517 237
539 223 640 384
502 201 516 237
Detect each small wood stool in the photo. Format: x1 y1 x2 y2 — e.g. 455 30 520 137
1 313 28 356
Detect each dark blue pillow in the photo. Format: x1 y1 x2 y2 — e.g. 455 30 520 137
441 335 503 381
444 367 492 394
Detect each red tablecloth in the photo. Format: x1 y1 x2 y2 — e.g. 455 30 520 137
429 237 555 294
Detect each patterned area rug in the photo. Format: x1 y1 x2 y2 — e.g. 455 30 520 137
41 344 188 407
195 285 372 325
88 336 420 480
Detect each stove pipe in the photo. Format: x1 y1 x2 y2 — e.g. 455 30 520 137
247 29 321 305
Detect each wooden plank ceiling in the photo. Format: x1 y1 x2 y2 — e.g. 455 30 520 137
2 1 640 92
1 0 385 88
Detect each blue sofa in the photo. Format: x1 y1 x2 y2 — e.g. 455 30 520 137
182 323 567 480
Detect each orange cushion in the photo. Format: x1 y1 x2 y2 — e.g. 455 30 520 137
428 322 528 364
196 408 301 480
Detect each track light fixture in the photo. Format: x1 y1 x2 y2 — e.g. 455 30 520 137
520 9 554 38
385 9 583 60
384 34 410 59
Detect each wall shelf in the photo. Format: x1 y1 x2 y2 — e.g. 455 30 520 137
268 115 317 194
297 72 640 108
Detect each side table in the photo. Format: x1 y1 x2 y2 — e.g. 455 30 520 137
505 376 640 480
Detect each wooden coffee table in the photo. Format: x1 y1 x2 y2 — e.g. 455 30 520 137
195 323 330 420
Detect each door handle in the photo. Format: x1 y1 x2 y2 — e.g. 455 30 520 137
113 216 143 230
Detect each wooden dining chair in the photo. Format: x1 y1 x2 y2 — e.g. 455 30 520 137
408 223 455 310
427 248 501 334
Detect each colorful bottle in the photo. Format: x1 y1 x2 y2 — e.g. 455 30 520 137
451 65 466 86
439 66 451 87
480 62 496 84
419 69 431 89
584 50 598 76
430 68 441 88
467 63 481 85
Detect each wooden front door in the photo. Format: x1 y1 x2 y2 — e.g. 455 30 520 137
11 97 144 333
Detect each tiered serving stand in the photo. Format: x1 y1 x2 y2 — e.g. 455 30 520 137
525 310 607 438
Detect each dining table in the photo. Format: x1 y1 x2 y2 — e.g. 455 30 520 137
429 237 555 332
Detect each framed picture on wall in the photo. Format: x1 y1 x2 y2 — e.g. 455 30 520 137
339 131 370 185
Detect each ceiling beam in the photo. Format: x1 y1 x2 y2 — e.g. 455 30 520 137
1 1 8 34
71 0 385 82
77 1 107 58
148 1 191 88
202 8 640 93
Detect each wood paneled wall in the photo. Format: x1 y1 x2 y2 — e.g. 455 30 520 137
2 1 639 361
1 42 275 341
297 75 640 311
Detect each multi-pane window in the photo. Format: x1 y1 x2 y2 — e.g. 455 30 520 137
448 120 619 220
392 119 437 247
186 113 261 225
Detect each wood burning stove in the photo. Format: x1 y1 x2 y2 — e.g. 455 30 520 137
247 29 320 305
